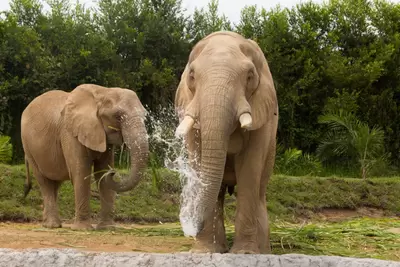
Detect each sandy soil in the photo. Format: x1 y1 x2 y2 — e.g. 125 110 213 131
0 222 193 253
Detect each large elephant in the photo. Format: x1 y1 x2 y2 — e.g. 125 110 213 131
21 84 149 230
174 31 279 254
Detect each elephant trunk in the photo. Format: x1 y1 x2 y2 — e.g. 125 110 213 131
194 85 236 232
105 116 149 193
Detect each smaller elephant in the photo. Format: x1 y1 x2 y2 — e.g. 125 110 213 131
21 84 149 230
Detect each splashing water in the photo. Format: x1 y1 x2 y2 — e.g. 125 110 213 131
166 148 204 237
145 105 206 237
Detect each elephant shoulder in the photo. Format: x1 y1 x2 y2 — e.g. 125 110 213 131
23 90 69 117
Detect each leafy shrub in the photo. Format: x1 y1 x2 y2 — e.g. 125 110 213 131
274 145 323 176
317 110 388 179
0 136 12 164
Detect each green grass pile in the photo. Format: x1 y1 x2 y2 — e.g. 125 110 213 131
127 218 400 261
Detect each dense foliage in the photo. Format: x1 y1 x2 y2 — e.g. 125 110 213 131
1 0 400 177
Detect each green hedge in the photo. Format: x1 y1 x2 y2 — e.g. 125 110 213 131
0 164 399 223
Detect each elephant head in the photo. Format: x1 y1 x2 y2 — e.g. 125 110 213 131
61 84 149 193
174 31 278 234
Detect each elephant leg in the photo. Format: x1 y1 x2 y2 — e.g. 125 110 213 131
70 171 93 231
257 190 271 254
61 136 94 231
256 167 271 254
230 132 268 254
33 167 62 228
190 184 228 253
94 147 116 230
64 157 93 231
257 144 276 254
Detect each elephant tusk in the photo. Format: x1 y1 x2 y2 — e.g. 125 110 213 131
108 125 120 131
175 115 195 137
239 113 252 129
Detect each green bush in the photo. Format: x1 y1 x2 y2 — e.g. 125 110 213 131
0 136 12 164
274 145 323 176
317 111 388 179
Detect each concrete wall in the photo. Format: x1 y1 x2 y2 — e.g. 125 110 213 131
0 249 399 267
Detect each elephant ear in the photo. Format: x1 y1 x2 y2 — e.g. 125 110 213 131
61 85 107 153
174 65 194 122
240 39 278 130
175 39 208 122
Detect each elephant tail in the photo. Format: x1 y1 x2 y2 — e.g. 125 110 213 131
23 156 32 198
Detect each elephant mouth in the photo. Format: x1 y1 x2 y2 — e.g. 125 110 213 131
106 132 123 146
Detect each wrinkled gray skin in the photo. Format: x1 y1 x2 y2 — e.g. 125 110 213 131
21 84 149 230
175 31 279 254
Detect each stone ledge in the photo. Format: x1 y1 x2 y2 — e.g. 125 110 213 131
0 249 399 267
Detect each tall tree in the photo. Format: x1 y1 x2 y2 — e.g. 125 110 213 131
0 0 49 161
95 0 192 111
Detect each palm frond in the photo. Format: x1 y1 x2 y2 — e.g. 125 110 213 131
317 111 386 179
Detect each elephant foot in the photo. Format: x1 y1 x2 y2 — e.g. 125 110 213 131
42 219 62 229
190 241 228 254
230 242 259 254
259 245 272 254
229 249 258 254
70 221 94 231
95 221 116 230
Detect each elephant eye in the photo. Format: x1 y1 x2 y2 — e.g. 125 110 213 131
189 69 195 81
113 110 124 121
187 68 196 93
247 70 254 82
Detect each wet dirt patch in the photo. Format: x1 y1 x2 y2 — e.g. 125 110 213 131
316 207 386 222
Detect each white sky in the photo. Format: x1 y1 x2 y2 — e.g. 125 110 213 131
0 0 399 23
0 0 325 24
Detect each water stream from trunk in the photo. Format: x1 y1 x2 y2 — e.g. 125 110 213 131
145 106 206 237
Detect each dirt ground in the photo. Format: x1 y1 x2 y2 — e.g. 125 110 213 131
317 207 387 221
0 208 397 254
0 222 193 253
